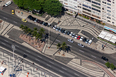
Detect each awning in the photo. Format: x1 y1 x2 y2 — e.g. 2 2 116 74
104 26 116 33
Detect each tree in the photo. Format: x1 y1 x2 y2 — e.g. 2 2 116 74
43 0 62 16
61 42 67 50
20 24 24 30
57 43 61 49
34 27 38 31
32 30 37 37
23 26 28 33
105 62 110 68
110 63 115 70
39 28 45 34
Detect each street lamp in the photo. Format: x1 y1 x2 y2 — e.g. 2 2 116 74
11 45 15 75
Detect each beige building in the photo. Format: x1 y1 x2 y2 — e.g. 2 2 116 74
59 0 116 26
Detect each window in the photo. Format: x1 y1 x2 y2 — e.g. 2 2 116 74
86 0 91 2
107 10 111 12
92 4 100 9
107 3 111 6
92 1 101 5
102 1 106 4
112 22 114 24
95 0 101 2
107 6 111 9
107 13 111 16
107 17 111 19
107 0 111 2
83 4 91 9
107 20 110 22
83 8 91 12
92 8 101 12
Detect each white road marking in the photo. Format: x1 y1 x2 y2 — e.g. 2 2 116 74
38 56 42 58
13 21 17 23
47 64 51 67
61 67 67 70
49 61 54 64
91 55 96 58
1 42 6 45
74 73 79 76
25 50 30 53
4 40 8 42
56 39 60 42
59 70 64 73
35 58 40 61
67 44 72 47
79 50 84 53
3 17 7 19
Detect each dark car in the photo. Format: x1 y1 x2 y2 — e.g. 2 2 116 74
101 56 108 61
83 38 87 42
61 29 65 33
67 31 71 35
43 22 48 26
36 19 41 23
27 15 33 19
40 21 43 24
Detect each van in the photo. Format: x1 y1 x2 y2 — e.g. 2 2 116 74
5 1 11 6
88 40 92 45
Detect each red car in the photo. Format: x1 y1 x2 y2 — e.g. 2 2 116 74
77 36 81 40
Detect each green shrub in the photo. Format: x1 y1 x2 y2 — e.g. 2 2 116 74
105 62 110 68
110 63 115 70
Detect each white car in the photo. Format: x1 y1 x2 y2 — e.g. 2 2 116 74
69 32 73 36
88 40 92 45
80 36 83 41
72 33 75 38
78 43 84 47
68 39 73 43
53 25 57 30
75 35 78 39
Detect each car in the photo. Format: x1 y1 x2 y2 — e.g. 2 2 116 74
85 39 89 43
66 31 71 35
68 39 73 43
75 35 78 39
80 36 83 41
22 19 27 22
12 10 14 14
47 23 51 27
53 25 57 30
27 15 33 20
72 33 75 38
43 22 48 26
34 18 38 22
40 21 43 24
61 29 65 33
69 32 73 36
88 40 92 45
36 19 41 23
59 28 62 32
78 43 84 47
77 36 81 40
32 17 36 21
64 30 67 34
83 38 87 42
101 56 108 61
56 27 59 31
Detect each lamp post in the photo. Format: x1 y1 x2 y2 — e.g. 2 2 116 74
11 45 15 75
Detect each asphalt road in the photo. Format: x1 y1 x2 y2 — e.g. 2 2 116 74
0 35 87 77
0 9 116 65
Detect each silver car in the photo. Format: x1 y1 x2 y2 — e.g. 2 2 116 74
78 43 84 47
68 39 73 43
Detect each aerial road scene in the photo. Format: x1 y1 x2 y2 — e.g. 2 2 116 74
0 0 116 77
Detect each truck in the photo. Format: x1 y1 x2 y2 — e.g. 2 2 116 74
5 1 12 6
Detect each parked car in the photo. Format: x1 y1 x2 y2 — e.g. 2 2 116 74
75 35 78 39
68 39 73 43
72 33 75 38
5 1 12 6
67 31 71 35
83 38 87 42
69 32 73 36
32 17 36 21
85 39 89 44
58 28 62 32
47 23 51 27
80 36 83 41
77 36 81 40
40 21 43 24
61 29 65 33
36 19 41 23
34 18 38 22
101 56 108 61
64 30 67 34
78 43 84 47
56 27 59 31
53 25 57 30
88 40 92 45
43 22 48 26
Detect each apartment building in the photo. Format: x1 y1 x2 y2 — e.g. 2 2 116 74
59 0 116 26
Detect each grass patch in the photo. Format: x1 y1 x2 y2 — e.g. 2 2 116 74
97 37 116 45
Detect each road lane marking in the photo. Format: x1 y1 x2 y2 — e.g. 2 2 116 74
47 64 51 67
67 44 72 47
56 39 60 42
3 17 7 19
91 55 96 58
35 58 40 61
79 50 84 53
61 67 67 70
74 73 79 76
1 42 6 45
49 61 54 64
25 50 30 53
13 21 17 23
59 70 64 73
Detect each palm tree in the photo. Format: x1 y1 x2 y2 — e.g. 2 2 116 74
61 42 66 50
39 28 45 34
57 43 61 49
20 24 24 30
26 28 32 38
34 27 38 31
32 30 37 37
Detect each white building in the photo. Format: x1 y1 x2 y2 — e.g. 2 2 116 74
59 0 116 26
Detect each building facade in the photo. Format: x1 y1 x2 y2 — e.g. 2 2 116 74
59 0 116 26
